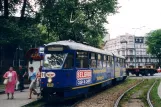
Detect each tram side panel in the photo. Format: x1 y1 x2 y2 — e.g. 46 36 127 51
113 56 126 81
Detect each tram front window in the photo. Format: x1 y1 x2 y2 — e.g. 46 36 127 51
44 53 67 69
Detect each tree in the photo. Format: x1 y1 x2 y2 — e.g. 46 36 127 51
146 29 161 66
38 0 118 47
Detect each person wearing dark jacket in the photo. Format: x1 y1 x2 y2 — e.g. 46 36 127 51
18 65 27 92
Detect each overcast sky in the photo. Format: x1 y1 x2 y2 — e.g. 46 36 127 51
105 0 161 39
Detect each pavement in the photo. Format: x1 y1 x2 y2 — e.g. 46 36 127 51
0 84 29 94
0 89 37 107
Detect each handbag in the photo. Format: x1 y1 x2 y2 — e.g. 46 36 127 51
3 78 8 85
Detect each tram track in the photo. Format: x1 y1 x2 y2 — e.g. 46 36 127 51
24 80 125 107
114 79 156 107
147 80 157 107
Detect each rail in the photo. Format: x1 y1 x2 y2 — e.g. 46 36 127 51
113 80 144 107
147 80 156 107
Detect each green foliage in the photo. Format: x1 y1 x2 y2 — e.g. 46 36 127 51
150 79 161 107
0 0 118 49
38 0 118 47
146 29 161 65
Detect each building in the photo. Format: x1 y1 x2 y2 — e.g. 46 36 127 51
103 33 158 68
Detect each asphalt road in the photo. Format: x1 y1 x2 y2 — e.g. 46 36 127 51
128 72 161 79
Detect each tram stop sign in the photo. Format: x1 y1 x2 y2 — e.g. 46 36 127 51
38 47 44 56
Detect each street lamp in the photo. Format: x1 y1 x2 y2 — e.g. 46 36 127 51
132 26 146 68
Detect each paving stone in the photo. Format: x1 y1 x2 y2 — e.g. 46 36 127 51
0 89 37 107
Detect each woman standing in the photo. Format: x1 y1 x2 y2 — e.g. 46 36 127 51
3 67 18 99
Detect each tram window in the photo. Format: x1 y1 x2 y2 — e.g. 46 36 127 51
63 53 74 69
103 55 107 68
120 59 122 67
123 59 125 67
107 56 110 67
76 51 88 68
117 58 120 66
97 54 102 68
109 56 113 67
89 53 96 68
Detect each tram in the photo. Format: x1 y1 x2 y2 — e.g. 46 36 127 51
40 40 127 100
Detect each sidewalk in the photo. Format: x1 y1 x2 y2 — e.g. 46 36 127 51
0 89 37 107
0 84 29 94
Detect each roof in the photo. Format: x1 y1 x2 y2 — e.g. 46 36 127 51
25 48 43 60
114 54 125 59
46 40 125 59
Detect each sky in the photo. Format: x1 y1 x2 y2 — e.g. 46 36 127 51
104 0 161 39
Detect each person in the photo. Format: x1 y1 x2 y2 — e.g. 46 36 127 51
36 66 42 98
28 67 37 99
3 67 18 99
37 66 42 79
18 65 27 92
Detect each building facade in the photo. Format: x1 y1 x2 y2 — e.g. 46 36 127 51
103 33 158 68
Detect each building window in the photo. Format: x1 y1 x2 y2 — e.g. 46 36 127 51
137 58 139 62
122 50 125 56
130 57 133 62
140 50 142 55
118 51 120 55
129 50 133 55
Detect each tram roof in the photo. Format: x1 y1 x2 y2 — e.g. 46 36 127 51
113 54 125 59
46 40 113 56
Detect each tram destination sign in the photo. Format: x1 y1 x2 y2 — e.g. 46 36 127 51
47 46 64 51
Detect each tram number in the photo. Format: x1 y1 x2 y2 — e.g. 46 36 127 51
47 83 54 87
77 79 91 85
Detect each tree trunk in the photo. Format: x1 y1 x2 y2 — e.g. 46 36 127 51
0 0 2 11
4 0 9 18
20 0 27 20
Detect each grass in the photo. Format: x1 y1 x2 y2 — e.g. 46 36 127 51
119 79 155 107
103 78 142 94
150 79 161 107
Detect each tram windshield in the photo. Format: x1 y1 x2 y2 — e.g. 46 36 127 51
43 53 67 69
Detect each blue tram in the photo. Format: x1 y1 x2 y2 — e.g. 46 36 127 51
40 40 127 100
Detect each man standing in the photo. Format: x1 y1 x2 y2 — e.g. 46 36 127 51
18 65 27 92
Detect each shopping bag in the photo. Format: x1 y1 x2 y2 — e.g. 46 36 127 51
3 79 8 85
16 81 20 90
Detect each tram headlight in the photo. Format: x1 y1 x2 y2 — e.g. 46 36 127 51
48 78 52 83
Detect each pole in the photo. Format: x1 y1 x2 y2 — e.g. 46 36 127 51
134 36 136 68
1 46 3 67
125 42 127 67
